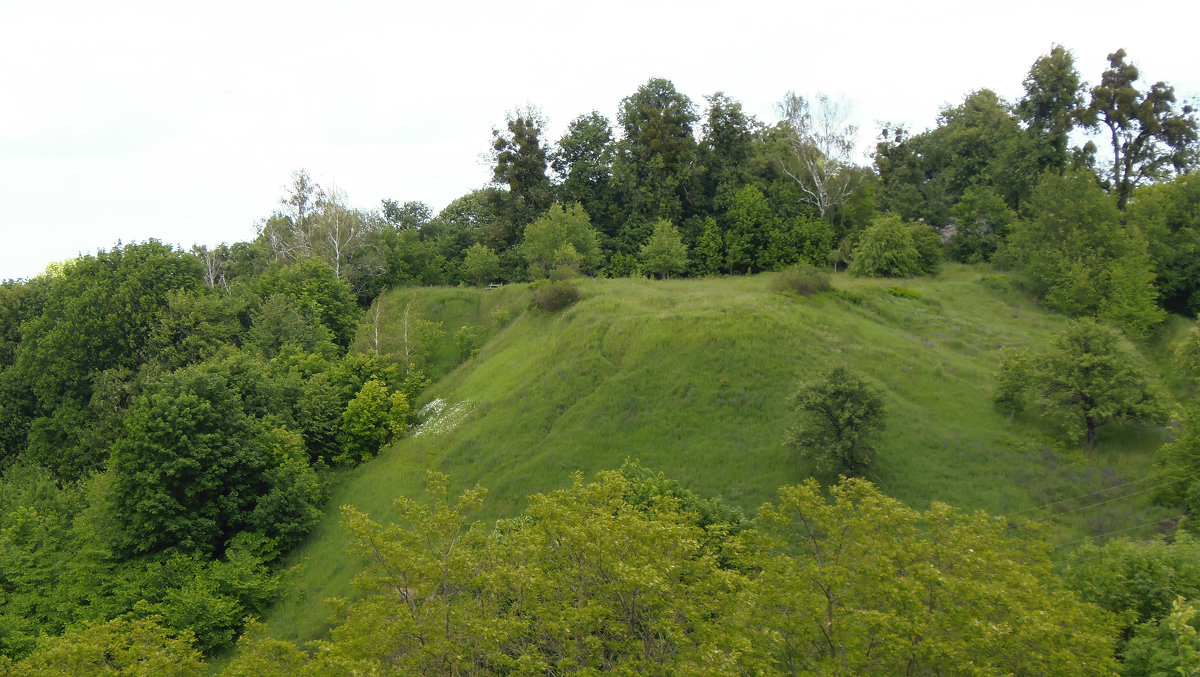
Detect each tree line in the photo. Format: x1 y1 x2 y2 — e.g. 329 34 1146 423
172 45 1197 339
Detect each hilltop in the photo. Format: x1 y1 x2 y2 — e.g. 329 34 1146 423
254 265 1183 647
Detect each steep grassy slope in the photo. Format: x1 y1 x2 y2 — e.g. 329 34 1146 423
255 265 1183 647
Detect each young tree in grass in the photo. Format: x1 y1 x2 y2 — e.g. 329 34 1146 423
992 347 1034 419
1041 319 1163 449
785 365 885 476
639 219 688 279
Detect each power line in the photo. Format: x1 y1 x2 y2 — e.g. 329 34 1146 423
1051 514 1184 551
1000 471 1171 521
1006 478 1183 531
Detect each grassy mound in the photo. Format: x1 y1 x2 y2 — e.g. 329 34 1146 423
252 264 1184 648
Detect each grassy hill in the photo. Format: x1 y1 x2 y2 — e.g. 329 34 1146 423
250 264 1186 650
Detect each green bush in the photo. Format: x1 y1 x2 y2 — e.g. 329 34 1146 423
885 286 920 299
770 264 832 296
529 280 581 312
848 214 924 278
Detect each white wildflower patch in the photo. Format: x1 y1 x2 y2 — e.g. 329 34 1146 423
411 398 472 438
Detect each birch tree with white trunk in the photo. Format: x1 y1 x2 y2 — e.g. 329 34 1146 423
779 92 862 218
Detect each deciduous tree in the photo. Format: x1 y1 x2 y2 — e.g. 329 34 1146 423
785 365 885 476
1084 49 1199 208
639 219 688 279
1008 170 1163 336
779 92 861 218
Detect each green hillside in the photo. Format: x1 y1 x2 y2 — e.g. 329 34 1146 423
255 265 1183 648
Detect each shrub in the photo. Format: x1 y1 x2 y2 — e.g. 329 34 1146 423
529 280 580 312
770 264 832 296
885 286 920 299
848 214 923 278
785 365 886 476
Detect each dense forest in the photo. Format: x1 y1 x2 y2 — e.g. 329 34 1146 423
1 45 1199 675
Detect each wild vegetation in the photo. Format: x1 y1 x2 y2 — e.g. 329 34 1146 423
0 44 1198 674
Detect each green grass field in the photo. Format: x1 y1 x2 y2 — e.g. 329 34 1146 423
249 264 1188 651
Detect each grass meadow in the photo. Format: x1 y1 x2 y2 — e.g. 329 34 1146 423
249 264 1189 649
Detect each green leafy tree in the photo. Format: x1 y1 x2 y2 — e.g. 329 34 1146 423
386 391 410 439
848 213 923 278
639 219 688 279
248 259 359 349
489 106 553 245
613 77 700 229
1008 170 1163 336
460 243 500 287
520 203 601 278
1016 44 1085 173
1123 596 1200 677
244 294 336 359
10 241 205 476
1156 401 1200 535
337 378 392 465
1064 535 1200 669
699 91 756 212
232 472 1118 675
992 347 1034 418
909 222 944 275
761 215 835 270
785 365 885 476
875 90 1037 224
1037 319 1162 448
1126 172 1200 315
107 367 269 556
550 112 616 235
754 478 1119 675
693 216 725 275
948 185 1016 263
247 427 324 555
0 617 204 676
453 325 479 361
724 184 774 274
1084 49 1199 208
141 289 247 372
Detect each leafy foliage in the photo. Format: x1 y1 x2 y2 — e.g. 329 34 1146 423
848 213 924 278
521 203 601 278
769 264 832 296
528 279 580 312
1126 172 1200 316
225 472 1117 675
0 616 204 677
638 219 688 279
993 320 1163 448
107 367 269 556
247 259 359 349
1008 170 1163 336
785 365 885 476
1084 49 1199 208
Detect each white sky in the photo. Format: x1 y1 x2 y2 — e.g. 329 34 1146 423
2 0 1197 280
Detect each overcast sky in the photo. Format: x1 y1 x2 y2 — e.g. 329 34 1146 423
2 0 1197 280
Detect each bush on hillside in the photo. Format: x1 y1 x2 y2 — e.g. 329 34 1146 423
848 215 924 278
529 280 580 312
770 264 832 296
